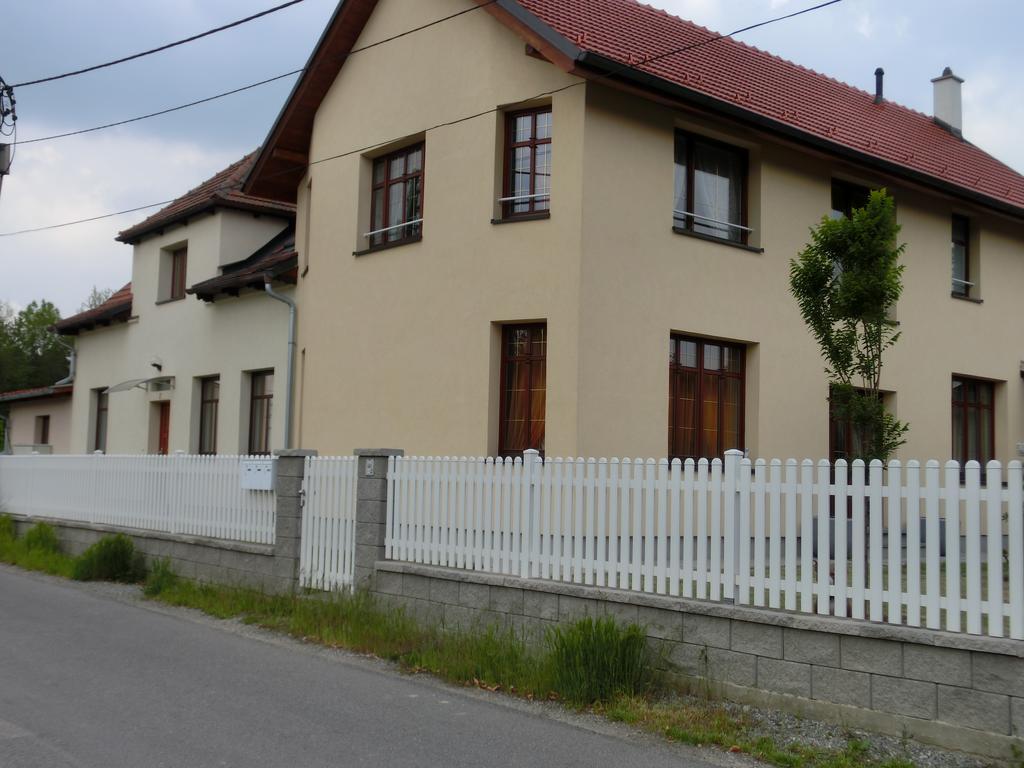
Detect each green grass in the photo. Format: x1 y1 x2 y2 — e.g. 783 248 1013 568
72 533 146 583
547 616 649 705
0 519 77 578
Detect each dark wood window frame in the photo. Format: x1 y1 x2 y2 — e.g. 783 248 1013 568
368 143 425 249
673 131 749 245
668 335 745 461
502 106 552 220
248 370 274 456
169 246 188 301
94 389 109 453
35 415 50 445
830 178 872 220
951 214 971 298
498 323 547 457
951 376 995 470
198 376 219 455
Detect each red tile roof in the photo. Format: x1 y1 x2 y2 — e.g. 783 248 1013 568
53 283 133 336
188 227 297 302
0 384 73 403
117 153 296 244
517 0 1024 212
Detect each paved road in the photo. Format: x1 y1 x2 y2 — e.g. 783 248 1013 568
0 566 728 768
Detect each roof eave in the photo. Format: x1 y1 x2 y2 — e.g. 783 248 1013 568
116 196 293 245
576 50 1024 221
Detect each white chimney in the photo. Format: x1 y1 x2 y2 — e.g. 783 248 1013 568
931 67 964 135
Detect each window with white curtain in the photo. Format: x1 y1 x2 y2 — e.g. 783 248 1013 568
673 131 747 244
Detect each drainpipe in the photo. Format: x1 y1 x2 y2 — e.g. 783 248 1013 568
0 413 8 454
54 338 76 386
263 275 296 450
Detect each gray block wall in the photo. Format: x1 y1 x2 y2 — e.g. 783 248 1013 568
372 560 1024 762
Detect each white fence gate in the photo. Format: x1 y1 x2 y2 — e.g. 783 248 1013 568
299 456 358 589
386 451 1024 639
0 454 277 545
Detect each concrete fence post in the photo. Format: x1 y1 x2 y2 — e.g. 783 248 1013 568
273 448 317 591
353 448 404 589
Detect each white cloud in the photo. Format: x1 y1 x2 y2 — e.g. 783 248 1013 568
961 65 1024 174
855 13 873 38
0 128 238 316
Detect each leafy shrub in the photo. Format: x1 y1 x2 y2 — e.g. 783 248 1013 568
72 534 146 583
24 522 60 553
143 557 178 597
0 513 15 542
546 616 649 706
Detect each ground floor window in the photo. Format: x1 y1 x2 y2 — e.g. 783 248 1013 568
499 323 546 456
34 415 50 445
248 371 274 455
198 376 219 455
669 335 744 460
951 376 994 467
93 389 109 453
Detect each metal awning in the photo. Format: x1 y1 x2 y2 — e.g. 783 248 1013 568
105 376 175 394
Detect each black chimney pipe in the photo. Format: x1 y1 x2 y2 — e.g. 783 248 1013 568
874 67 885 104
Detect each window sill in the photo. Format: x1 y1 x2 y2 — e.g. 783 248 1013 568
155 297 186 306
491 212 551 225
672 226 764 254
353 235 423 257
950 292 983 304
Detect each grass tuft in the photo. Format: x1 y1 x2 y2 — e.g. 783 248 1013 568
24 522 60 553
143 557 178 597
0 513 15 542
0 521 76 577
546 616 649 705
72 534 146 583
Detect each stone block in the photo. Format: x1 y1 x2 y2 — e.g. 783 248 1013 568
683 614 730 649
273 455 310 478
172 558 197 580
275 475 303 498
194 563 226 584
732 621 782 658
490 586 524 615
357 455 393 480
274 536 301 561
511 615 552 645
972 653 1024 697
355 500 386 525
275 515 302 540
443 604 476 630
271 556 297 581
784 629 840 667
357 479 388 502
403 574 431 600
275 498 301 517
811 666 871 708
191 546 223 567
669 644 757 688
405 598 443 626
429 578 459 605
603 601 639 627
353 566 374 588
841 636 901 676
903 645 971 688
356 521 385 547
871 676 936 720
1012 697 1024 737
937 685 1010 734
522 590 558 620
458 582 490 610
637 606 683 641
758 658 811 697
374 570 403 597
354 545 384 569
558 595 600 621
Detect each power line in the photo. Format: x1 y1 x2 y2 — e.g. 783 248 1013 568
12 1 497 145
0 0 842 237
10 0 308 88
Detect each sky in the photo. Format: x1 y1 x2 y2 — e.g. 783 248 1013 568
1 0 1022 316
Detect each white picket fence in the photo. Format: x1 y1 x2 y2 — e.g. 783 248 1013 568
299 456 358 589
0 454 277 545
386 451 1024 639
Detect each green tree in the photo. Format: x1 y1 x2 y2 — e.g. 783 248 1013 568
789 189 909 461
0 300 68 393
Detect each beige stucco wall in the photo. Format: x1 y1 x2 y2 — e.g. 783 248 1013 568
295 0 1024 464
68 210 293 455
6 396 72 454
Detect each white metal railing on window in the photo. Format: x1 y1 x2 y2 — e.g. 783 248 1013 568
951 278 975 287
363 218 424 239
673 209 753 234
498 192 551 203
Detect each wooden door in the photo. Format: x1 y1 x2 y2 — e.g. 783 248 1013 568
157 402 170 455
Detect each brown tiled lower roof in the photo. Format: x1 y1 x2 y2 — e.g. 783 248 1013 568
116 153 295 244
188 228 297 302
53 283 133 336
0 384 73 403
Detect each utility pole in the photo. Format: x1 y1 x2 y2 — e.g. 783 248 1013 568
0 76 16 201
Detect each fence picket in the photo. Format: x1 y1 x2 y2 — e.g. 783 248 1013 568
886 461 902 625
944 460 962 633
984 461 1003 637
1008 461 1023 640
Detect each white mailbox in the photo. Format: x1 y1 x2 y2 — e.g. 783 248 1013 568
240 458 276 491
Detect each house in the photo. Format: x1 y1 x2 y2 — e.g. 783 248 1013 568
241 0 1024 465
54 154 297 455
0 384 73 454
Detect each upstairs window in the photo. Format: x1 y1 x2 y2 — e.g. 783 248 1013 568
673 132 748 244
830 179 870 220
952 376 994 468
170 247 187 300
669 335 744 460
499 324 546 457
368 143 424 248
502 107 552 219
198 376 219 455
951 214 972 297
